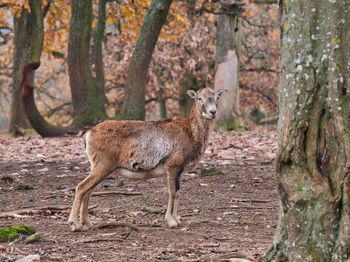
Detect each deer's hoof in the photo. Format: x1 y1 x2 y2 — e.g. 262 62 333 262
69 220 82 232
175 215 181 225
81 219 93 230
165 215 178 228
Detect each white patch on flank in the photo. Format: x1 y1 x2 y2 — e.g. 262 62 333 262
117 164 165 180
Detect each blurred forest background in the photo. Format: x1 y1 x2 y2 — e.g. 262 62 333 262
0 0 279 134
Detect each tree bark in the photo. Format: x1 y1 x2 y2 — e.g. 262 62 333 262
261 1 350 261
9 0 44 132
91 0 108 112
68 0 106 127
156 70 167 120
20 0 108 137
121 0 173 120
214 2 243 131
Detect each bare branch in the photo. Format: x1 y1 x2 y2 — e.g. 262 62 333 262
241 67 279 73
145 96 179 104
250 0 278 4
43 1 53 18
241 84 277 107
239 15 278 28
46 102 71 118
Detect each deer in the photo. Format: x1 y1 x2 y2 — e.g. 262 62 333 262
68 87 227 231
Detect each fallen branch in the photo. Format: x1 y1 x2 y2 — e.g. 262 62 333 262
219 144 244 151
141 207 164 214
0 204 98 218
207 205 275 211
87 204 99 211
77 233 124 243
231 198 272 203
218 160 273 166
92 221 139 231
92 191 142 197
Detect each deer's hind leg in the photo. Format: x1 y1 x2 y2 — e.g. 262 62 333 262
68 159 113 232
79 188 94 229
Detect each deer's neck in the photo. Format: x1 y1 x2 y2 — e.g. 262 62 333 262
189 102 213 146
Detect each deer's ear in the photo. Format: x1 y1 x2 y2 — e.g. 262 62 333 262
216 89 227 100
187 90 197 99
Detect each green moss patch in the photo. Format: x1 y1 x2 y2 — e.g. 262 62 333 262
201 168 220 177
0 225 35 242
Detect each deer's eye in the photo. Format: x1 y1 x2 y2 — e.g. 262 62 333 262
198 97 203 102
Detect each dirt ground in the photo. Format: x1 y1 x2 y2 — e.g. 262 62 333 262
0 131 278 262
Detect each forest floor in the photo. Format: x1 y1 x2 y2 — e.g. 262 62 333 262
0 131 278 262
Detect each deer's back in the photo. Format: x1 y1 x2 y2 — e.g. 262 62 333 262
86 120 194 171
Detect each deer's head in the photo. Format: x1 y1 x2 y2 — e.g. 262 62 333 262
187 88 227 120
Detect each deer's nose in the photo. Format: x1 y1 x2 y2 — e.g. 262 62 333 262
209 109 217 116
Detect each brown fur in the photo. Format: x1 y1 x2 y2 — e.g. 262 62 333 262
68 88 226 230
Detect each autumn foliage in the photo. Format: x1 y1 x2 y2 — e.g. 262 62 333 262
0 0 279 130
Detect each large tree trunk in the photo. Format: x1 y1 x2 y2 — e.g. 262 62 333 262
261 1 350 261
9 0 44 132
21 63 76 137
68 0 106 127
121 0 173 120
21 0 107 137
214 1 243 131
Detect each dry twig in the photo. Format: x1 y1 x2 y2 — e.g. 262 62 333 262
92 221 139 231
92 191 142 197
0 204 98 218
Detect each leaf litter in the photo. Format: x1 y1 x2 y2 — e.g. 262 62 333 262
0 131 277 261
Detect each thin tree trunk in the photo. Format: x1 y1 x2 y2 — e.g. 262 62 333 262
177 3 202 118
261 1 350 261
121 0 173 120
156 70 167 120
91 0 108 112
214 2 243 131
178 72 203 118
9 0 44 132
68 0 106 127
